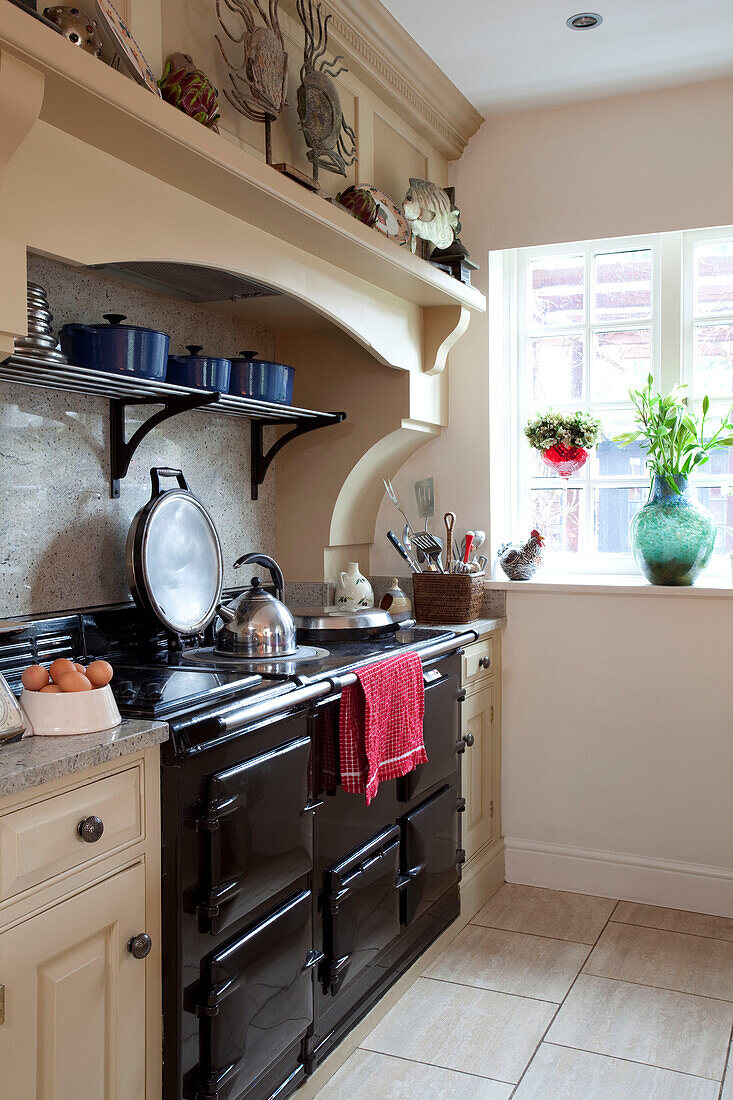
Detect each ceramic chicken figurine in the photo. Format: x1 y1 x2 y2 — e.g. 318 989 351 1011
158 53 220 132
497 530 545 581
403 179 460 254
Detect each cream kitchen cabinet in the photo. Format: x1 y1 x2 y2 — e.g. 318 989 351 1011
0 747 161 1098
460 631 504 917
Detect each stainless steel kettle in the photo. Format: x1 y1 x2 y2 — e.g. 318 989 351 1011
215 553 297 657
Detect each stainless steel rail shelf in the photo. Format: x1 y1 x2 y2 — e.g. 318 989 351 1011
0 353 346 498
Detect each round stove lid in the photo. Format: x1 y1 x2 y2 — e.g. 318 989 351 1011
291 606 408 632
137 489 223 636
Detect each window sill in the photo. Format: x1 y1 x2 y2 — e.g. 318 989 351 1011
485 573 733 599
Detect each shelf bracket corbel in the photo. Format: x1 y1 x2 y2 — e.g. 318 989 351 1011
109 392 220 497
250 412 346 501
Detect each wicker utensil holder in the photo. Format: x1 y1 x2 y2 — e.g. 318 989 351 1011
412 571 484 624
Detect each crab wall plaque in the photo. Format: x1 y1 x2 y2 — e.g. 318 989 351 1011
215 0 288 164
295 0 357 186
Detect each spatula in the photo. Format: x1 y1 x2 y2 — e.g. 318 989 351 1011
410 530 445 573
414 477 435 531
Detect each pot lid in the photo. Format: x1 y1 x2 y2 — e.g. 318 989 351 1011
61 314 169 338
291 606 409 632
170 345 231 364
135 475 223 636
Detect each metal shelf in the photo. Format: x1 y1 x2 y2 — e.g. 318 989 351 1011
1 354 346 499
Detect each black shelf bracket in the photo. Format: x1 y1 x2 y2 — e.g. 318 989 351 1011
250 412 346 500
109 392 220 497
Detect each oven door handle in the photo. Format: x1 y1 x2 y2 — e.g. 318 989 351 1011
301 798 325 815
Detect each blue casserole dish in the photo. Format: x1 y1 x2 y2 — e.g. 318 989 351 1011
59 314 169 380
229 351 295 405
166 346 232 392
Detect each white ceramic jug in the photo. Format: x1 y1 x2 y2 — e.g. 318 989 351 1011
335 562 374 609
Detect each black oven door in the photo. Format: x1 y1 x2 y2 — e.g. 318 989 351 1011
197 728 313 935
184 890 315 1100
397 664 462 804
321 826 403 997
401 784 463 925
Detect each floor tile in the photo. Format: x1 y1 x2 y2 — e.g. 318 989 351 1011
472 882 616 943
513 1044 720 1099
425 923 590 1002
313 1049 513 1099
584 922 733 1001
361 976 556 1083
546 973 733 1079
721 1044 733 1100
613 901 733 942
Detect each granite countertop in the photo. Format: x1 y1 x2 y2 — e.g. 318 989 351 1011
0 719 169 800
416 617 505 638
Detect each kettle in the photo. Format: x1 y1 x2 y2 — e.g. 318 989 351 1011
215 554 297 657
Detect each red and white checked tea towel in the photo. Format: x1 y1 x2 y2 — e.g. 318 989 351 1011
338 652 426 805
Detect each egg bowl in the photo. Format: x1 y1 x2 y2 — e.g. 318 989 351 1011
20 684 121 737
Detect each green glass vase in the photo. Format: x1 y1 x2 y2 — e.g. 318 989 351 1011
630 475 716 586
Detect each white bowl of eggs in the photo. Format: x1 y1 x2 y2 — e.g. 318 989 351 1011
20 658 120 737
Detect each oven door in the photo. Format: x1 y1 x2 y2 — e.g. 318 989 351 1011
321 826 403 997
401 785 463 925
397 664 462 804
184 890 316 1100
197 730 314 935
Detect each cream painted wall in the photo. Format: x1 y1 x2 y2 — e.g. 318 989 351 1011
372 75 733 911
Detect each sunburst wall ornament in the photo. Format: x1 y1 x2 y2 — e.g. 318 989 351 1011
215 0 288 164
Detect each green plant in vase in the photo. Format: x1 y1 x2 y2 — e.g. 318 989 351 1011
616 375 733 585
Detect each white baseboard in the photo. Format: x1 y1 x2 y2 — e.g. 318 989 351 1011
505 837 733 919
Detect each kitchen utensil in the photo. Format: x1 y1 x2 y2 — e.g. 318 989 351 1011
472 530 486 555
383 478 414 535
414 477 435 530
0 672 25 744
387 530 420 573
215 554 297 657
444 512 456 574
126 467 224 636
478 555 489 572
463 532 474 564
410 531 445 573
20 683 120 736
292 606 414 642
229 351 295 405
60 314 169 380
167 346 232 392
13 282 67 364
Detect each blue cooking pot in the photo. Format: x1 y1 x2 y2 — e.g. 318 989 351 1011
59 314 169 380
229 351 295 405
166 346 232 392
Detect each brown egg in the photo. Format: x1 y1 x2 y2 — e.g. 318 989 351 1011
57 670 93 693
21 664 50 691
86 660 113 688
39 684 62 694
49 658 77 684
74 662 86 674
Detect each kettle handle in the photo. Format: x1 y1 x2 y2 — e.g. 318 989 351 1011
233 553 285 602
150 467 190 497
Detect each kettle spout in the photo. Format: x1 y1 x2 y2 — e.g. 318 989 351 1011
217 603 237 623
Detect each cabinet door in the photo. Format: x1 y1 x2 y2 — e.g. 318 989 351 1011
0 862 147 1100
461 685 496 861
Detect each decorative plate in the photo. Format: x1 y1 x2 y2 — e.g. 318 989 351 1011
95 0 161 97
360 186 411 245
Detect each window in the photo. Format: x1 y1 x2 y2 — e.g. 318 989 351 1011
494 229 733 575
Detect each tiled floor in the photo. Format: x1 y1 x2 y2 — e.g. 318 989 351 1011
313 885 733 1099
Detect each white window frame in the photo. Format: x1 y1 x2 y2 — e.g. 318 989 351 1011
491 228 732 578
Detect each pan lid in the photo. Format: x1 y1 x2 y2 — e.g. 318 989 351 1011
131 469 223 636
291 606 409 632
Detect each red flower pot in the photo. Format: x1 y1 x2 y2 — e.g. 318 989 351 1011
541 444 588 479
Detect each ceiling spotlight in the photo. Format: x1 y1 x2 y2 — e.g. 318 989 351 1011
566 12 603 29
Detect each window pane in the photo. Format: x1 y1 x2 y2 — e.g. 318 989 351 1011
530 487 584 553
593 486 646 553
529 334 584 404
695 486 733 553
594 250 652 323
528 255 584 327
591 328 652 402
594 413 648 478
694 323 733 398
694 241 733 316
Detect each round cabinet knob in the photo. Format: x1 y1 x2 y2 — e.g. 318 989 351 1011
478 656 491 669
77 815 104 843
463 732 475 748
127 933 152 960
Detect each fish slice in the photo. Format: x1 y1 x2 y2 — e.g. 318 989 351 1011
411 530 445 573
414 477 435 531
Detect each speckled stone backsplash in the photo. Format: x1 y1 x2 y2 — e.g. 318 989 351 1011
0 256 277 615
